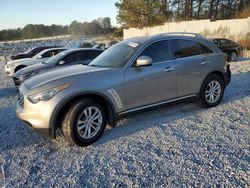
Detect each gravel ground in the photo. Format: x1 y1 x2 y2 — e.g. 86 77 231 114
0 59 249 187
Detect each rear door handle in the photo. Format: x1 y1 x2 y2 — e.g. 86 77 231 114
164 67 175 72
200 61 210 65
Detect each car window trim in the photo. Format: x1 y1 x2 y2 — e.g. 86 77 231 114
170 39 212 59
128 39 173 68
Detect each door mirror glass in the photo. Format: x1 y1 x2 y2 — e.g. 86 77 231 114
136 56 152 67
58 60 66 65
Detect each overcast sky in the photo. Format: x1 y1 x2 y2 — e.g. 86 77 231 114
0 0 118 30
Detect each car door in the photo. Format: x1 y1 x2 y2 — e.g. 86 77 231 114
124 40 176 110
171 39 214 97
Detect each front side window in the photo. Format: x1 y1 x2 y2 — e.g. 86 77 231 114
62 53 78 63
139 40 171 63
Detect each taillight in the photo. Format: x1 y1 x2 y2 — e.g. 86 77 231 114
225 55 230 62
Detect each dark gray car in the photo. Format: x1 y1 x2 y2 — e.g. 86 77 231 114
16 33 231 146
13 48 103 86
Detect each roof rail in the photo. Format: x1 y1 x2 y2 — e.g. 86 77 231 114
157 32 203 38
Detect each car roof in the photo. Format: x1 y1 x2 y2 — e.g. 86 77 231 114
34 47 67 56
39 47 68 53
124 33 207 45
63 48 103 54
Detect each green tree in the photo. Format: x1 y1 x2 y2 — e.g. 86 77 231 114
115 0 168 28
68 21 82 35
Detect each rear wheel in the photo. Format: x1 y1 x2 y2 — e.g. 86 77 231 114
62 99 107 146
200 74 225 108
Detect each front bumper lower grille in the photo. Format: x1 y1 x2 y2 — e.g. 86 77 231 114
17 92 24 108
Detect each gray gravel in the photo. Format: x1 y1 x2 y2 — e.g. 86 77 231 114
0 60 250 187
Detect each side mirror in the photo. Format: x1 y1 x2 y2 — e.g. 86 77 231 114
58 60 66 65
38 55 43 59
136 56 152 67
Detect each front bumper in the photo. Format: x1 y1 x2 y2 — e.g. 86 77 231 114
225 64 231 86
15 91 56 138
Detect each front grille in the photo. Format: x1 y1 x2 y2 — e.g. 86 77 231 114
17 93 24 108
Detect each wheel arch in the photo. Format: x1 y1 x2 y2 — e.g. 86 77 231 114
199 71 226 97
50 92 117 138
14 64 27 73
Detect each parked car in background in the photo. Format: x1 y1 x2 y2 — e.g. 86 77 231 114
79 41 95 48
16 33 231 146
105 40 118 49
211 38 242 61
5 48 67 77
13 48 103 86
9 46 61 61
93 43 106 50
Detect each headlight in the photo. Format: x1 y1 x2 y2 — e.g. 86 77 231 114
6 64 15 68
22 71 35 78
27 84 70 103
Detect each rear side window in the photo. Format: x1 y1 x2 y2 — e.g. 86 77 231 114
41 50 57 58
56 49 66 54
200 44 213 54
220 39 231 45
140 40 171 63
86 51 102 59
172 39 212 58
62 51 95 64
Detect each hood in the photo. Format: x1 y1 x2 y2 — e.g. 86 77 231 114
24 65 109 90
7 58 31 65
8 58 43 67
14 63 48 76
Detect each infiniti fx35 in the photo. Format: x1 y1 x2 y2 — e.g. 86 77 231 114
16 33 231 146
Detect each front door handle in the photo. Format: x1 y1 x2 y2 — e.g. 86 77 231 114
200 61 210 65
164 67 175 72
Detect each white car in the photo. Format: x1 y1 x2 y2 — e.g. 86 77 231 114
5 47 67 77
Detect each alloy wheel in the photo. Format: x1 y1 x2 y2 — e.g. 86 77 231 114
76 106 103 139
205 80 221 104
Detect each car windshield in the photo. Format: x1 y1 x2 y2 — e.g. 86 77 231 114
24 48 34 55
44 52 64 65
89 42 140 68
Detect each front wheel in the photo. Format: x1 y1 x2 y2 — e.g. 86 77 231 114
62 99 107 146
200 74 225 108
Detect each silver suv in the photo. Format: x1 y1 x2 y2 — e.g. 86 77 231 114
16 33 231 146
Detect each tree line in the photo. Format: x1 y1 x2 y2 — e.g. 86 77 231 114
115 0 250 28
0 17 117 41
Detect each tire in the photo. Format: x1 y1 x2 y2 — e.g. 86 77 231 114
230 51 237 62
14 65 26 73
62 98 107 146
200 74 225 108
